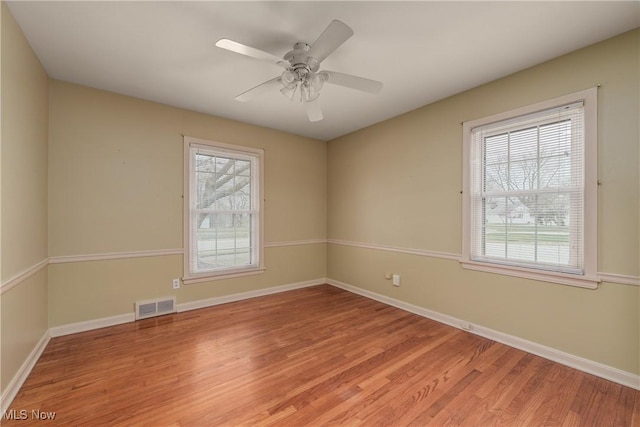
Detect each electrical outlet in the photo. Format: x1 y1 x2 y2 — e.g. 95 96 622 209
172 278 181 289
392 274 401 286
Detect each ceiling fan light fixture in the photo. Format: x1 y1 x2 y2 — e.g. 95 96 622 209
280 70 300 100
300 72 326 102
280 83 297 100
281 70 297 88
301 84 320 103
309 72 327 92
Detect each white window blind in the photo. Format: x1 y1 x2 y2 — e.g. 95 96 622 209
462 88 598 288
184 137 264 282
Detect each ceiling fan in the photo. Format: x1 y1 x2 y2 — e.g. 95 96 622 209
215 20 383 122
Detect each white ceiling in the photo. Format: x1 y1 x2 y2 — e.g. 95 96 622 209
7 1 639 141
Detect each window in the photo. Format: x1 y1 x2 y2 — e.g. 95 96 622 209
183 136 264 284
462 88 598 288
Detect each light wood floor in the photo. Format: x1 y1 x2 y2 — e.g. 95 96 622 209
4 285 639 426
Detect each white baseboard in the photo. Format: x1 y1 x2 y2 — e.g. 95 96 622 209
10 279 325 411
49 313 135 337
1 330 50 412
177 278 326 312
6 276 635 416
326 278 640 391
48 278 327 337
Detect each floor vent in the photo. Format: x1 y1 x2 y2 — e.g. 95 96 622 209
135 296 177 320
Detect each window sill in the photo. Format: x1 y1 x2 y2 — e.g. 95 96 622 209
460 260 599 289
183 267 266 285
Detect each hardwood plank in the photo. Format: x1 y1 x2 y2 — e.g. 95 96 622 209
359 336 502 425
3 285 637 426
298 330 463 425
408 368 484 426
523 363 582 426
495 358 555 425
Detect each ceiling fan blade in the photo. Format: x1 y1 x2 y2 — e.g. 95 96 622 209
307 20 354 64
215 39 289 69
235 77 281 102
305 99 323 122
323 71 383 94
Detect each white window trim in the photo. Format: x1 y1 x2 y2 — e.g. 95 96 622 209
461 88 599 289
183 136 265 285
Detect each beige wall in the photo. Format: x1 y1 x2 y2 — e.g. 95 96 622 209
0 1 49 393
47 81 327 326
1 3 638 396
328 29 639 374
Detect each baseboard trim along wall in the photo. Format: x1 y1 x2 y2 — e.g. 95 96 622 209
4 276 639 413
5 278 327 411
1 331 50 413
326 278 640 391
48 278 327 338
49 313 136 337
176 278 326 312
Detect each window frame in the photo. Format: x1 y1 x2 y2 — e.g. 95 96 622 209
461 88 598 289
183 136 265 285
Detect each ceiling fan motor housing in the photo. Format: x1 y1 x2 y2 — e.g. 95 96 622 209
284 42 319 73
